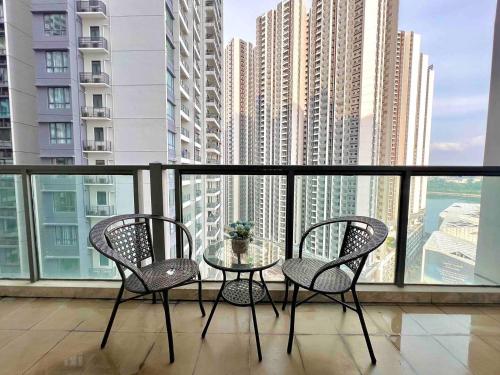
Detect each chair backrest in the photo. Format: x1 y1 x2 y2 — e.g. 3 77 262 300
105 219 154 265
89 214 193 289
339 221 373 274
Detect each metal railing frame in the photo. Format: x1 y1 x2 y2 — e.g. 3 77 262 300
1 163 500 286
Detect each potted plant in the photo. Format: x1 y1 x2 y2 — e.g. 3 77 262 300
225 220 254 254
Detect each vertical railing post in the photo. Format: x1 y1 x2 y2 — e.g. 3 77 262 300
285 170 295 259
21 170 39 283
174 169 183 258
149 163 165 260
395 170 411 287
133 170 140 214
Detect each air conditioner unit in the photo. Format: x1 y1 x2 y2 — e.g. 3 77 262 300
97 111 104 117
97 144 104 151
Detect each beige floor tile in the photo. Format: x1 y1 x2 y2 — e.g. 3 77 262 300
435 335 500 375
250 304 290 334
437 305 490 315
24 331 102 375
399 305 470 335
114 301 167 333
0 299 64 330
193 302 250 335
194 333 250 375
82 332 157 374
344 335 416 375
249 334 305 375
297 334 360 375
292 303 340 335
138 332 202 375
477 335 500 351
478 306 500 323
389 335 471 375
364 305 427 336
0 297 35 319
331 307 383 335
0 330 68 375
0 330 26 350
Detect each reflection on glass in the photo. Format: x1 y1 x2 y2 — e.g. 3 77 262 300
404 176 499 285
0 175 29 278
32 175 134 279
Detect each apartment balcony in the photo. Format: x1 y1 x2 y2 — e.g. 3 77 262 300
0 49 5 56
206 142 221 154
81 106 111 120
180 37 189 56
2 162 500 374
206 129 221 142
85 204 115 217
83 140 112 153
76 1 107 18
179 11 189 35
180 104 191 121
180 80 190 99
206 187 221 196
79 72 110 87
180 127 190 143
83 175 114 185
180 59 190 78
206 114 221 129
78 37 109 54
181 149 191 163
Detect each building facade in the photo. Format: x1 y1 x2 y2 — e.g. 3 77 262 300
254 0 306 243
223 37 254 224
0 0 223 279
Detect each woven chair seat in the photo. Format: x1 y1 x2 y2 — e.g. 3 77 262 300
125 258 199 293
282 258 352 294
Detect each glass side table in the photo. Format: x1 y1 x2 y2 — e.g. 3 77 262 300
201 238 283 361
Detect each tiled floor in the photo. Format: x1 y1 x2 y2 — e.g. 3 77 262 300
1 298 500 374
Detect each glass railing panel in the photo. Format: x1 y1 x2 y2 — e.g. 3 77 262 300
405 175 500 286
295 175 400 283
0 174 29 278
31 174 134 279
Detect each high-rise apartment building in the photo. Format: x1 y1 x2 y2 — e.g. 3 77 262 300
377 31 434 280
223 37 254 223
254 0 306 242
0 0 223 278
301 0 399 264
203 0 224 252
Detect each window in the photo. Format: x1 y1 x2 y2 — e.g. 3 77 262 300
46 51 69 73
93 94 103 108
167 72 174 98
91 61 101 75
168 130 175 152
90 26 100 39
96 191 107 205
0 67 7 83
54 225 77 246
44 14 67 36
167 102 175 121
48 87 70 109
167 41 174 70
49 123 72 144
99 254 110 267
53 192 76 212
94 127 104 141
51 157 73 165
0 98 9 117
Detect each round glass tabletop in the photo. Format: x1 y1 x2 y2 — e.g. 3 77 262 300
203 238 284 272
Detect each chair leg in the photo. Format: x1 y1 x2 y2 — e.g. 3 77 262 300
282 278 289 311
101 283 124 349
352 288 376 364
197 271 206 317
287 283 299 354
161 290 175 363
152 292 157 304
341 293 347 313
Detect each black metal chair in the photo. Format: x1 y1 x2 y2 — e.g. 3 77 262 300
282 216 388 364
89 214 205 363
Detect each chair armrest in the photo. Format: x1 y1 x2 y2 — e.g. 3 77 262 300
148 215 194 259
298 217 354 258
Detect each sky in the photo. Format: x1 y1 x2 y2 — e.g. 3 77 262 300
223 0 497 166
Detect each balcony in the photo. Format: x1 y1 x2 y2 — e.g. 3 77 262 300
83 175 114 185
86 204 115 217
78 37 109 53
81 106 111 120
76 1 107 18
83 140 112 153
79 72 110 87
